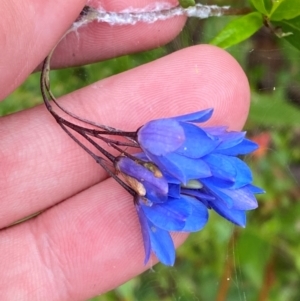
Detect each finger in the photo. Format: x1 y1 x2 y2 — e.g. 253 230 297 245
0 0 86 100
0 45 250 228
0 177 188 300
50 0 185 68
0 0 184 100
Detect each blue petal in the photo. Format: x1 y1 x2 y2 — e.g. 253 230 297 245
168 184 181 198
138 119 185 156
135 204 151 264
147 153 187 184
141 197 191 231
203 126 228 135
180 196 209 232
203 154 253 187
144 178 169 203
147 152 211 184
134 153 181 185
162 171 182 184
181 188 215 201
248 184 265 194
201 176 235 189
206 184 258 210
164 153 212 182
229 157 253 188
201 179 234 207
216 139 258 156
175 123 220 158
214 131 246 150
172 108 213 123
203 154 236 183
209 201 247 227
220 186 258 210
201 179 258 210
116 157 168 203
148 222 175 266
204 128 258 156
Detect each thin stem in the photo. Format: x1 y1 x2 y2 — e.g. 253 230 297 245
40 49 55 113
86 133 139 148
53 113 125 163
48 87 125 134
56 115 137 140
60 123 136 196
99 135 141 161
78 130 116 163
40 30 134 136
41 54 138 139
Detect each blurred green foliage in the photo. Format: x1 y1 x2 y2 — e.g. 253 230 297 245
179 0 196 8
1 0 300 300
210 0 300 50
210 12 263 48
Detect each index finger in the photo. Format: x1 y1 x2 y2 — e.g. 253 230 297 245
51 0 185 68
0 46 250 228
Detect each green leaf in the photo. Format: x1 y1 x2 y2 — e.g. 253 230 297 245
270 0 300 21
210 12 263 49
274 16 300 50
178 0 195 8
251 0 269 15
263 0 273 12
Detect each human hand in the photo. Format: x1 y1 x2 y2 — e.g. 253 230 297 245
0 0 250 300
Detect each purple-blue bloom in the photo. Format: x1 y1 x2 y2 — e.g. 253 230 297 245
137 109 218 184
116 156 209 265
116 156 168 203
116 109 263 266
137 109 263 228
135 194 209 265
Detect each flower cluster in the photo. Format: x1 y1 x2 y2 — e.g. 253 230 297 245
41 4 264 268
116 108 263 266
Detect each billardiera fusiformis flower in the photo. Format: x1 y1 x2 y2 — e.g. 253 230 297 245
41 69 263 266
115 156 209 266
137 109 264 220
119 108 263 264
41 5 264 268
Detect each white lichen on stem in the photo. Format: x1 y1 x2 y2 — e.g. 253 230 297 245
72 3 234 30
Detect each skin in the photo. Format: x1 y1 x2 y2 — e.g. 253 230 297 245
0 0 250 300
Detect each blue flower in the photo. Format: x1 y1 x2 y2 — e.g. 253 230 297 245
137 109 218 184
137 109 263 228
181 182 263 227
135 193 209 266
115 156 169 203
115 109 263 266
116 156 209 265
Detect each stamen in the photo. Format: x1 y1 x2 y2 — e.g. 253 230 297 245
182 179 203 189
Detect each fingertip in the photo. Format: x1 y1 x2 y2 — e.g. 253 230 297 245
94 44 250 131
156 44 250 131
192 45 250 130
52 13 186 67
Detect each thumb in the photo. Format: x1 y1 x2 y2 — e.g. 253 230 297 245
0 0 86 100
